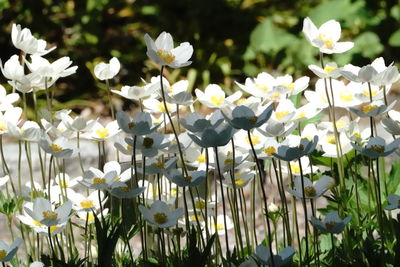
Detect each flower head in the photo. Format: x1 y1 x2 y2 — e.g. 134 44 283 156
12 24 55 55
287 176 333 199
144 32 193 68
303 17 353 54
0 238 22 262
24 198 72 227
94 57 120 80
255 245 295 267
310 211 351 234
139 200 183 228
351 136 400 159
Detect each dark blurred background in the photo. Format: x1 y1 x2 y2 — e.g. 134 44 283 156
0 0 399 115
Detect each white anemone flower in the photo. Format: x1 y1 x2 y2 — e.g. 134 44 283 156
111 78 157 100
0 107 22 135
25 55 77 82
24 197 72 227
0 85 19 111
83 120 120 141
144 32 193 68
7 120 41 142
235 72 276 99
206 214 234 235
308 62 341 78
71 191 105 212
302 17 354 54
11 24 56 55
0 238 22 263
0 55 25 81
139 200 183 228
94 57 120 80
288 176 334 199
271 99 297 123
195 84 242 109
0 175 9 188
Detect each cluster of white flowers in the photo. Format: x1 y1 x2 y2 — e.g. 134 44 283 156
0 17 399 266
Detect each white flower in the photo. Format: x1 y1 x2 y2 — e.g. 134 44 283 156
7 120 41 142
235 72 275 99
26 55 77 82
139 200 183 228
195 84 242 108
83 120 120 141
302 17 353 54
0 85 19 111
0 55 25 81
0 175 9 188
94 57 120 80
308 62 341 78
144 32 193 68
11 24 56 55
24 197 72 226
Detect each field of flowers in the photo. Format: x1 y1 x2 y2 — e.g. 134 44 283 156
0 14 400 267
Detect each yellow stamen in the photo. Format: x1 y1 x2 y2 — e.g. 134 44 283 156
80 200 94 209
318 33 334 49
282 83 295 90
304 186 316 197
153 212 168 224
196 154 206 163
42 210 58 220
264 146 276 156
255 83 269 92
326 136 336 145
95 128 109 138
0 250 6 260
93 177 106 184
157 50 175 64
235 178 244 186
275 111 289 121
245 134 260 145
362 105 378 113
339 91 353 102
324 66 337 74
195 200 206 209
290 163 301 174
210 95 224 106
51 144 63 152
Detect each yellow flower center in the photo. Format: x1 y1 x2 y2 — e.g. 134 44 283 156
119 186 130 192
269 92 281 100
324 66 337 74
210 95 224 106
42 210 58 220
195 200 206 209
151 161 165 168
248 116 258 124
362 89 378 98
296 111 306 119
153 212 168 224
224 158 233 165
51 144 63 152
80 200 94 209
325 221 336 231
58 178 68 188
93 177 106 184
33 219 43 226
128 122 136 129
87 213 95 223
304 186 316 197
236 98 246 105
362 105 378 113
235 178 244 186
157 102 168 112
255 83 269 92
213 221 224 231
0 120 6 131
143 137 154 149
290 163 301 174
318 33 334 49
126 145 133 150
157 50 175 64
0 249 7 260
264 146 276 156
95 128 109 138
370 145 385 153
184 175 192 183
336 120 346 128
339 91 353 102
326 136 336 145
245 134 260 145
49 225 59 233
197 154 206 163
275 111 289 121
282 83 295 90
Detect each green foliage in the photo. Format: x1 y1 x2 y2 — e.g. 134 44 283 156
0 191 23 217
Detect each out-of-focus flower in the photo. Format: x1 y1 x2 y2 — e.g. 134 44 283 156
144 32 193 68
94 57 120 80
0 55 25 81
351 136 400 159
273 136 318 161
24 197 72 227
302 17 353 54
165 169 206 187
222 105 273 131
188 122 235 148
83 120 119 141
11 24 55 55
255 245 296 267
287 176 333 199
117 111 160 136
39 136 74 158
0 238 22 263
384 194 400 211
308 62 341 78
195 84 242 109
139 200 183 228
310 211 351 234
349 100 396 118
25 55 77 83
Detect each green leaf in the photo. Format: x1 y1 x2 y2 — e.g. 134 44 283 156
353 32 384 58
389 30 400 47
249 19 296 54
308 0 362 25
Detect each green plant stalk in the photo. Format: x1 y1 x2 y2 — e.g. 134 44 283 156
298 159 310 267
247 130 275 267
